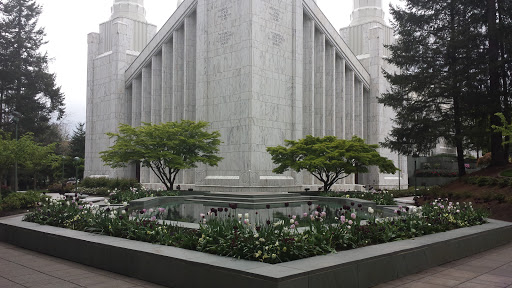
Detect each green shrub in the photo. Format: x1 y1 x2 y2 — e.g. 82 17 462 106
494 194 507 204
461 191 473 199
80 177 141 191
109 188 180 204
496 178 511 188
80 177 110 188
323 190 395 205
476 176 491 186
1 191 47 210
499 169 512 178
482 191 494 203
76 187 110 196
47 183 74 194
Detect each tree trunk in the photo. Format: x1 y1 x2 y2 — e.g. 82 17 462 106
488 0 507 166
323 182 330 193
449 0 466 176
498 0 510 163
498 0 512 163
0 170 3 200
0 89 4 130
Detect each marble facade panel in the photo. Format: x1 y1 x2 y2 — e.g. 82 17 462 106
86 0 404 190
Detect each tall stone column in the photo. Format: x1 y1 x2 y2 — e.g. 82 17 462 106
85 33 99 177
325 43 335 137
345 69 355 185
150 54 162 184
172 28 185 186
314 31 325 137
302 16 315 138
162 42 174 123
345 69 354 139
184 13 197 122
173 29 185 122
151 54 163 125
302 16 315 186
335 58 345 139
131 77 142 127
184 13 197 185
140 65 152 184
291 0 304 142
354 79 363 138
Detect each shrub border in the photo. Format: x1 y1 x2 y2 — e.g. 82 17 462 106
1 215 511 288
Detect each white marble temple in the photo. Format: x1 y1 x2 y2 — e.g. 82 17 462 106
85 0 407 192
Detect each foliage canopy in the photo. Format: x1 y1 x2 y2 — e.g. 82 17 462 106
379 0 512 174
100 121 223 190
267 136 398 192
0 132 58 194
0 0 65 140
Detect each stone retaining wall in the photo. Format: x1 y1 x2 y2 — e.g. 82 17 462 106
1 216 511 288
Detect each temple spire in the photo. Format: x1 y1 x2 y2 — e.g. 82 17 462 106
111 0 147 22
350 0 386 26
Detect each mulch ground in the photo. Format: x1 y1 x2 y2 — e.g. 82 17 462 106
422 164 512 222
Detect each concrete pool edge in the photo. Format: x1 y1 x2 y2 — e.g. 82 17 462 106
1 215 511 288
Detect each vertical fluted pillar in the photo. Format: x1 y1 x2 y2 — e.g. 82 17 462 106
184 13 197 122
150 54 162 184
173 28 185 122
131 77 142 127
303 16 315 138
131 76 142 181
302 15 315 185
140 65 152 183
335 57 345 139
314 32 325 137
184 13 197 185
173 28 185 186
162 41 174 123
354 79 363 138
325 43 335 136
363 88 370 140
292 1 303 143
85 33 99 177
151 54 163 124
344 68 355 185
345 69 354 139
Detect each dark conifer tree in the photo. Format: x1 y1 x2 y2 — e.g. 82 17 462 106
69 123 85 159
379 0 488 176
0 0 65 141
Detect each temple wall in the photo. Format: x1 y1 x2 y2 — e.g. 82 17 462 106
86 0 406 191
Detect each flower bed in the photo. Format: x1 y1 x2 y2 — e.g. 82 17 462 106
108 187 180 204
22 196 487 264
322 190 396 205
415 170 458 177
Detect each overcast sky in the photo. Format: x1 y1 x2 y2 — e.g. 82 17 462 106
36 0 399 133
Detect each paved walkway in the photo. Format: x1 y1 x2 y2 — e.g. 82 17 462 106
374 241 512 288
0 241 165 288
0 240 511 288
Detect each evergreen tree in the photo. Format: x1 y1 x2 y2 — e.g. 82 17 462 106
0 0 65 140
379 0 494 176
69 122 85 159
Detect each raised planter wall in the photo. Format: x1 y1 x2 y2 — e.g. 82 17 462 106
1 216 511 288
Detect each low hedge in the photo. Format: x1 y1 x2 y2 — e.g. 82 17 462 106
80 177 141 191
463 176 512 188
1 191 48 211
